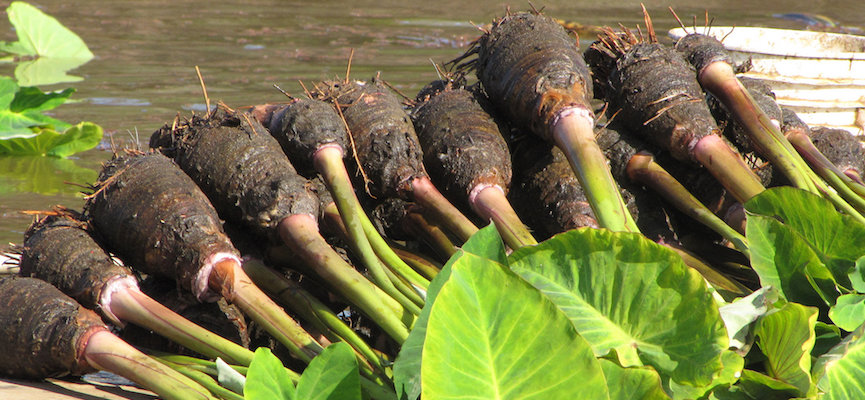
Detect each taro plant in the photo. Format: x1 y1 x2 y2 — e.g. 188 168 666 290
0 1 102 157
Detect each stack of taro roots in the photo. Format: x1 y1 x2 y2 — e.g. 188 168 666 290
3 9 864 400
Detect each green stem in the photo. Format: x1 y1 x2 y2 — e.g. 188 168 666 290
409 176 480 242
209 257 323 364
242 258 391 375
469 184 537 249
358 210 431 290
277 214 411 343
787 131 865 212
160 361 245 400
552 107 639 233
626 152 750 258
83 330 217 400
665 245 751 298
314 146 422 316
390 244 441 281
110 286 254 366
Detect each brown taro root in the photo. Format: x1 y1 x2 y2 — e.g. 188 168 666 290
0 277 215 400
267 98 350 176
466 11 636 232
413 82 536 248
809 126 865 184
85 151 323 363
151 108 412 347
19 211 254 365
586 19 764 204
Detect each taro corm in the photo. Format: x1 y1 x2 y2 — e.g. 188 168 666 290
585 9 765 206
461 11 637 232
0 276 216 400
413 80 536 249
17 210 254 366
150 108 412 348
253 96 432 310
85 150 324 364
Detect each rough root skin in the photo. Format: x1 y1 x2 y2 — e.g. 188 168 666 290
674 33 733 73
0 276 105 379
471 12 593 142
151 108 319 241
314 79 427 199
412 83 512 209
85 151 238 296
19 212 132 311
268 98 350 175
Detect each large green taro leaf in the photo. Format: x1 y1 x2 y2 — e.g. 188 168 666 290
0 2 93 59
746 214 839 309
745 186 865 290
814 323 865 399
393 224 505 400
244 348 295 400
421 252 608 399
599 359 669 400
508 228 727 387
754 302 817 397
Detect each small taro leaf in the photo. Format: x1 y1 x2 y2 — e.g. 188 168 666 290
421 252 609 399
295 342 360 400
711 369 801 400
813 321 842 358
848 255 865 293
745 186 865 289
244 348 295 400
829 294 865 332
754 302 817 397
10 86 74 113
813 322 865 399
598 359 669 400
393 248 458 400
719 287 778 353
746 214 839 309
0 126 61 155
460 223 507 264
5 2 94 60
667 350 744 400
508 228 727 387
0 76 17 109
216 357 246 395
45 122 101 157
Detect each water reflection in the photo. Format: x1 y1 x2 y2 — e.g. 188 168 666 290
0 155 97 196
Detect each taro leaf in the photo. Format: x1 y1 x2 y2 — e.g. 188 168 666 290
813 321 842 358
244 348 295 400
508 228 727 387
598 359 669 400
754 302 817 397
829 294 865 332
393 224 500 400
295 342 360 400
745 186 865 290
1 2 94 60
14 53 90 86
813 322 865 399
746 214 839 309
667 350 743 400
0 77 72 138
0 122 100 157
718 287 778 354
848 255 865 293
421 252 608 399
709 370 801 400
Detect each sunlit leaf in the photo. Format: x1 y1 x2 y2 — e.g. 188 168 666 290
1 2 93 59
508 229 727 387
244 348 294 400
814 323 865 399
829 294 865 332
393 224 501 400
421 252 608 399
295 342 360 400
718 287 778 353
754 302 817 397
599 359 669 400
45 122 101 157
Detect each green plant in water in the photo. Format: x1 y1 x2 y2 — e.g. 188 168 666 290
0 1 101 157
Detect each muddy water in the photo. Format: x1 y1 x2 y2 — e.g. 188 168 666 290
1 0 863 245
